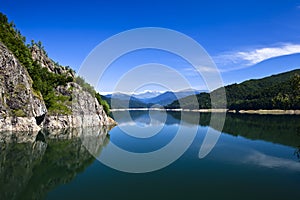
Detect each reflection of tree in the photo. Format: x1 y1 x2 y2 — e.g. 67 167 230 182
0 127 111 200
168 111 300 148
114 110 300 151
0 139 47 200
294 127 300 162
113 110 300 149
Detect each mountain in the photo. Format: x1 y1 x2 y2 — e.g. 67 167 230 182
143 91 177 105
166 69 300 110
143 89 205 105
0 12 115 131
131 91 163 99
103 89 204 109
105 93 142 102
102 93 148 108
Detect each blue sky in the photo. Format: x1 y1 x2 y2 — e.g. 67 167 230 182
1 0 300 93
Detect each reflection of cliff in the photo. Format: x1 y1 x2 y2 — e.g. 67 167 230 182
0 127 110 200
0 138 47 200
169 112 300 148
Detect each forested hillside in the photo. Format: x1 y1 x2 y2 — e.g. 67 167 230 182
166 69 300 110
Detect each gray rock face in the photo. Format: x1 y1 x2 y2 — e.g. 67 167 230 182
0 42 47 131
31 44 75 77
42 82 116 129
30 44 116 129
31 45 115 129
0 42 115 132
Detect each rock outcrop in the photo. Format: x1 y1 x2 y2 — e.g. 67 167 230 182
0 42 47 131
30 45 116 129
0 41 115 132
31 44 75 77
42 82 116 129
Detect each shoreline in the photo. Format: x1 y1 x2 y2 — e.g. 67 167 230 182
110 108 300 115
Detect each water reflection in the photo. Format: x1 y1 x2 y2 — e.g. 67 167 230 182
113 110 300 162
113 110 300 148
0 127 111 200
1 112 300 199
295 147 300 162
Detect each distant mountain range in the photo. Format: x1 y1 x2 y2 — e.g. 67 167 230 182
103 69 300 110
102 69 300 110
102 89 206 108
131 91 163 99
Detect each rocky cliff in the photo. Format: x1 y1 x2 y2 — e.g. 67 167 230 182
0 41 115 132
30 44 116 129
0 42 47 131
42 81 115 129
31 44 75 77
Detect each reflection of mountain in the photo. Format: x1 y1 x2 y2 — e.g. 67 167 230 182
112 110 181 126
0 127 110 200
169 112 300 148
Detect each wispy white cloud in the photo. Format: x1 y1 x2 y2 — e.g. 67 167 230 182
182 66 220 76
214 43 300 72
237 44 300 65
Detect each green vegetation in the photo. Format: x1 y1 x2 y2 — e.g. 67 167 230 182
166 69 300 110
29 64 73 115
45 94 72 115
0 12 73 114
75 76 96 95
95 93 110 114
226 70 300 110
272 74 300 109
75 76 110 114
0 12 110 115
12 109 26 117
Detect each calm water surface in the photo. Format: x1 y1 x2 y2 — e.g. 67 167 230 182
1 111 300 200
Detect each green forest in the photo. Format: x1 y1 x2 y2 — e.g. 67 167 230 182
166 69 300 110
0 12 109 115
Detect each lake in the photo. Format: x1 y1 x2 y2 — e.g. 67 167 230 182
1 111 300 200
